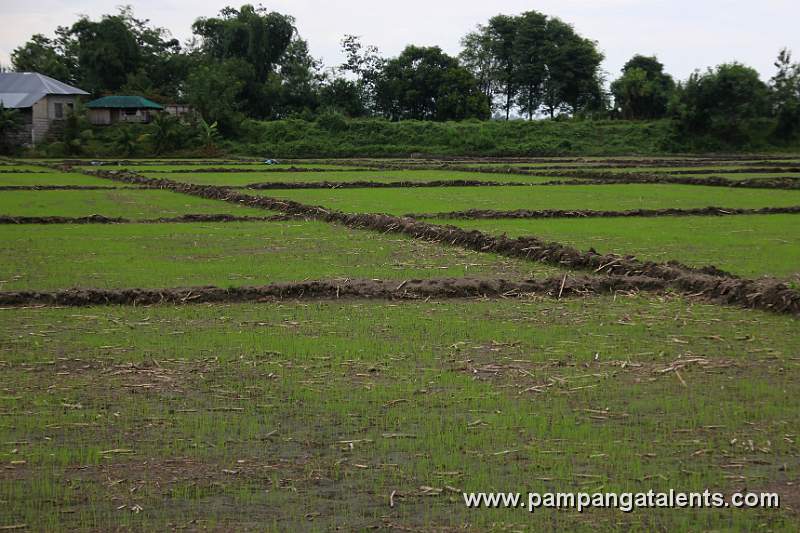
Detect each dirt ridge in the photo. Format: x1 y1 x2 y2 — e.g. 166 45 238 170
0 185 142 191
323 162 800 190
0 213 298 225
410 206 800 220
0 275 671 307
244 179 533 189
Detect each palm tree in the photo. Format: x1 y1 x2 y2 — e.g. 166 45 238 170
150 112 179 155
114 127 149 157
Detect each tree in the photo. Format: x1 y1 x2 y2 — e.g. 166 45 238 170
192 4 295 119
10 34 72 82
149 112 181 154
112 127 148 157
274 37 322 117
184 59 249 132
539 18 604 118
338 35 385 114
486 15 519 120
193 5 294 82
672 63 771 144
512 11 548 119
374 45 490 121
770 48 800 139
458 27 497 105
611 55 675 119
319 78 365 117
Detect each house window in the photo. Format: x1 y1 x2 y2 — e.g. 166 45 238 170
54 103 63 119
125 109 138 116
66 103 74 114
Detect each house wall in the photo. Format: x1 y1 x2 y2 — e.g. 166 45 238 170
89 108 156 125
89 109 112 125
30 95 80 144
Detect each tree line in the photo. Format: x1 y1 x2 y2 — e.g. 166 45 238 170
5 4 800 145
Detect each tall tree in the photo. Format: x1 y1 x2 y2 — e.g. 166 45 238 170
192 5 294 83
274 37 323 117
486 15 519 120
539 18 604 118
10 34 72 82
770 48 800 139
375 45 489 121
611 55 675 119
512 11 548 119
458 27 497 105
191 4 296 118
338 35 385 114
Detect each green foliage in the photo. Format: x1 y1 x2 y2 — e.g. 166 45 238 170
273 37 322 117
611 55 675 119
770 48 800 140
460 11 604 119
196 117 221 154
671 63 771 146
0 104 23 154
234 117 685 157
192 5 294 83
318 78 365 117
184 59 248 132
375 45 490 121
10 34 72 82
149 112 181 154
112 126 149 156
60 102 93 155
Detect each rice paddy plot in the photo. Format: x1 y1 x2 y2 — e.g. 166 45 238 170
0 220 568 290
0 189 271 219
0 296 797 530
252 184 800 215
439 214 800 278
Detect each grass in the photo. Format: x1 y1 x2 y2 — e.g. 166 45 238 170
0 171 128 187
149 169 556 186
251 184 800 215
0 189 270 219
0 221 566 290
0 296 797 530
438 214 800 278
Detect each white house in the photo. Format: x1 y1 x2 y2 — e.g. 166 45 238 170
0 72 89 146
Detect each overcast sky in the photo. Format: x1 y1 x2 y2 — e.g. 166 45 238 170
2 0 799 83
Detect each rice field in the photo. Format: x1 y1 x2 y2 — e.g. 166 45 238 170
1 155 798 531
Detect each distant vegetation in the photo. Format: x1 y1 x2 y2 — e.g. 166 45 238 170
3 3 800 156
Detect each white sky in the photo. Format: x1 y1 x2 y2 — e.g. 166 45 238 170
1 0 799 83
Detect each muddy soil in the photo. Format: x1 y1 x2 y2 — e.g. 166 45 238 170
0 275 670 306
244 179 533 189
0 185 139 191
0 213 298 224
412 206 800 220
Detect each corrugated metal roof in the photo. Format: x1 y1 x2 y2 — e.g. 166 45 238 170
0 72 88 108
86 95 164 110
